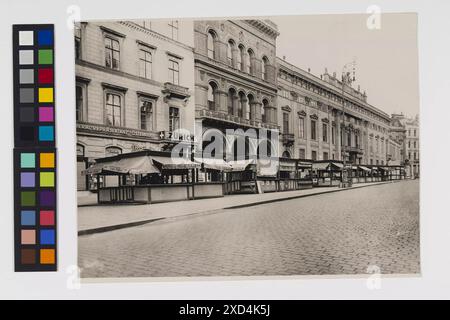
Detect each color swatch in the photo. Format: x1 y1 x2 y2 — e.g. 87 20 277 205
13 25 57 272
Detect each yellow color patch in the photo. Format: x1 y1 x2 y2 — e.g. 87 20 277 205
40 152 55 168
38 88 53 103
40 172 55 187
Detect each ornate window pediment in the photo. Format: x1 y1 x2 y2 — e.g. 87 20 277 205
310 114 318 120
297 110 307 117
281 105 292 112
322 118 329 124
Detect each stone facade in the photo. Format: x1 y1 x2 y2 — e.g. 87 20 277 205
391 114 420 177
75 20 195 189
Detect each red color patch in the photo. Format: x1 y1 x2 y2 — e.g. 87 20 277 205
38 68 53 84
40 210 55 226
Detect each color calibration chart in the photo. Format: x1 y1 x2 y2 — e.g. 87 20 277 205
13 25 57 271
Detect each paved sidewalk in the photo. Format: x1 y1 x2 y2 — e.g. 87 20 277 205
78 180 402 235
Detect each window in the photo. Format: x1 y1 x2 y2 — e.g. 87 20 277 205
74 24 81 59
105 37 120 70
414 141 417 148
347 131 351 147
105 92 122 127
76 85 84 121
227 89 236 115
355 134 359 148
283 112 289 133
246 95 254 120
408 141 411 148
105 146 122 157
322 123 328 142
207 82 217 111
414 129 417 137
331 125 336 144
168 20 179 40
139 49 152 79
238 45 245 71
370 159 373 165
262 99 269 123
238 92 245 118
310 120 316 140
168 59 179 85
305 97 311 105
323 152 329 160
414 152 417 160
247 49 254 75
298 117 305 139
169 107 180 132
139 99 153 131
207 30 216 59
262 56 269 80
311 150 317 161
227 40 234 66
299 148 306 159
408 152 411 160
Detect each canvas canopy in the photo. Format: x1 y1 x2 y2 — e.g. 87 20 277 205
151 155 199 170
83 155 159 175
194 157 232 171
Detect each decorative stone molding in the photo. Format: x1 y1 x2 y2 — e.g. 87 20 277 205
297 110 307 117
310 114 319 120
281 105 292 112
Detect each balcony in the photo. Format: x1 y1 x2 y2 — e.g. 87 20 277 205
344 145 364 154
162 82 190 101
282 133 295 146
196 109 278 130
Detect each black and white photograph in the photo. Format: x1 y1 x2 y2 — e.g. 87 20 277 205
75 13 420 279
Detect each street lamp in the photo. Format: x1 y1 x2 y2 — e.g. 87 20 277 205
340 60 356 188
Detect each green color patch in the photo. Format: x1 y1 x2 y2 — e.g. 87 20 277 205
21 191 36 206
38 49 53 65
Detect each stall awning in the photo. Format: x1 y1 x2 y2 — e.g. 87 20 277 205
358 166 371 172
312 162 343 171
228 159 256 172
83 155 159 175
372 166 379 172
152 156 199 170
312 162 330 170
279 160 297 172
194 157 232 171
297 161 312 169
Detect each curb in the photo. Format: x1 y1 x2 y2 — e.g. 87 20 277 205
78 180 403 236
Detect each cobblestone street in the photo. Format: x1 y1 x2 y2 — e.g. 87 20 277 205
79 180 420 278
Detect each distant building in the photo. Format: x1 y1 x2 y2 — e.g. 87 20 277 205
391 113 420 177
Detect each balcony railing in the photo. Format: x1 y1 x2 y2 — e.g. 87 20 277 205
196 109 278 130
162 82 190 100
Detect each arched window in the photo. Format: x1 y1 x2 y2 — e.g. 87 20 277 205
262 56 269 80
207 30 216 59
262 99 269 123
247 94 254 120
207 81 218 110
238 91 246 118
237 44 245 71
282 150 291 158
227 88 237 115
227 40 235 66
246 49 254 74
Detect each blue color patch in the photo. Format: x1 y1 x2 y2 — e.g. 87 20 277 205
38 126 54 141
38 30 53 46
21 210 36 226
40 229 55 245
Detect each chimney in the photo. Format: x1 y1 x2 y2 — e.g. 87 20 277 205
358 85 360 92
308 68 311 73
333 72 336 78
283 55 286 60
325 67 328 74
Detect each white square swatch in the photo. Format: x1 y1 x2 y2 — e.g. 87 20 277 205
19 31 34 46
19 50 34 65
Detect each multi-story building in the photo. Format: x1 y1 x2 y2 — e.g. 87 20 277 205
193 19 279 163
75 20 195 190
75 18 416 191
277 58 392 165
391 113 420 177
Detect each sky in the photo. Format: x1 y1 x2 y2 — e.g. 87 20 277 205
270 13 420 118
